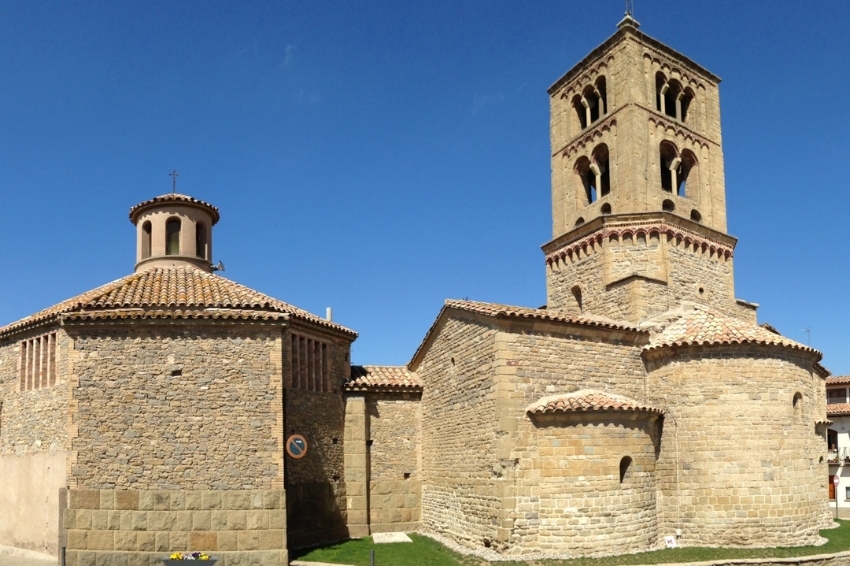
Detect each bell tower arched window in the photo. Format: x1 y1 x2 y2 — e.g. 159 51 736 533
591 144 610 198
575 156 596 204
660 142 679 193
165 218 181 256
141 221 152 259
196 222 208 260
678 150 698 197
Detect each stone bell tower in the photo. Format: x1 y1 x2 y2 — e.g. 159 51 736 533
543 16 753 324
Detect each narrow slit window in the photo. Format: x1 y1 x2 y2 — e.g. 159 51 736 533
142 221 152 259
289 333 331 392
19 332 58 391
195 222 208 260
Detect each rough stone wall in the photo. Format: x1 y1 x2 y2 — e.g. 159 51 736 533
366 392 421 533
65 323 284 490
417 314 501 549
546 228 744 323
646 345 827 547
517 412 659 557
282 326 350 547
0 327 70 556
63 488 287 566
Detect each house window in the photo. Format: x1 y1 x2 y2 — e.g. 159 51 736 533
845 486 850 500
166 218 181 256
828 389 846 404
290 333 330 392
19 332 57 391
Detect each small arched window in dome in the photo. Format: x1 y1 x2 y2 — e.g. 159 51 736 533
166 218 181 256
141 221 152 259
619 456 632 483
662 199 675 212
600 203 612 215
690 209 702 223
196 222 208 260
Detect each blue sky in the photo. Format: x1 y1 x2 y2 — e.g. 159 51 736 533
1 1 848 372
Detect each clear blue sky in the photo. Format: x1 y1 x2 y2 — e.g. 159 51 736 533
1 1 848 372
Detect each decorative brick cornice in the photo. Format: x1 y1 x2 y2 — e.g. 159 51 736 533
545 217 734 266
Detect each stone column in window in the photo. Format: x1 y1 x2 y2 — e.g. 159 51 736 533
669 157 681 196
581 96 591 128
676 91 684 121
659 82 669 115
590 163 603 198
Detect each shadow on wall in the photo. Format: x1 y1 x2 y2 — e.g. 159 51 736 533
285 387 348 549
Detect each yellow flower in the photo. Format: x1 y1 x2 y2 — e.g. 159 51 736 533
170 552 183 560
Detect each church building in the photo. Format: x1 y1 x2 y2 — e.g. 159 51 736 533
0 15 832 565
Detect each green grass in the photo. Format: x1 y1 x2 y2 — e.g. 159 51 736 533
292 520 850 566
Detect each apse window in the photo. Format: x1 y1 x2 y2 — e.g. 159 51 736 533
619 456 632 484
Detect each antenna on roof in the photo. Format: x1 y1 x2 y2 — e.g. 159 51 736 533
211 260 225 272
801 327 811 346
625 0 634 16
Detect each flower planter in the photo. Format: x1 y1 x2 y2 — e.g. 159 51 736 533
162 559 217 566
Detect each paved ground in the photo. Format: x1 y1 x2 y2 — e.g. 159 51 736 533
0 556 53 566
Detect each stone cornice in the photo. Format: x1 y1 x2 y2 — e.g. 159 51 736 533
548 26 719 96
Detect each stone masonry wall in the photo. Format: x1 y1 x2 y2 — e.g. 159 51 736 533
282 325 350 548
66 323 284 490
547 229 745 323
64 488 286 566
646 345 827 548
417 314 501 549
366 392 421 533
0 326 71 555
518 412 659 557
491 323 651 554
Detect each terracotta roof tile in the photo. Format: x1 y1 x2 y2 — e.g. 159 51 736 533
827 376 850 386
827 404 850 417
0 267 356 338
444 300 638 331
816 419 834 426
527 390 662 416
644 305 820 358
346 366 421 392
129 193 220 224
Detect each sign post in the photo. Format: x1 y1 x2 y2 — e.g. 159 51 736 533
835 475 840 518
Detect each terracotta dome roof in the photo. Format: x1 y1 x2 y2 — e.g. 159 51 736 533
526 390 662 416
0 266 355 338
644 304 820 358
346 366 421 392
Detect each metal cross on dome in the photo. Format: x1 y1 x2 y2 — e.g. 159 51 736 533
625 0 634 16
169 170 179 194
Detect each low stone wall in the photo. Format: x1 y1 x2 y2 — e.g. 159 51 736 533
369 479 421 533
63 489 287 566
